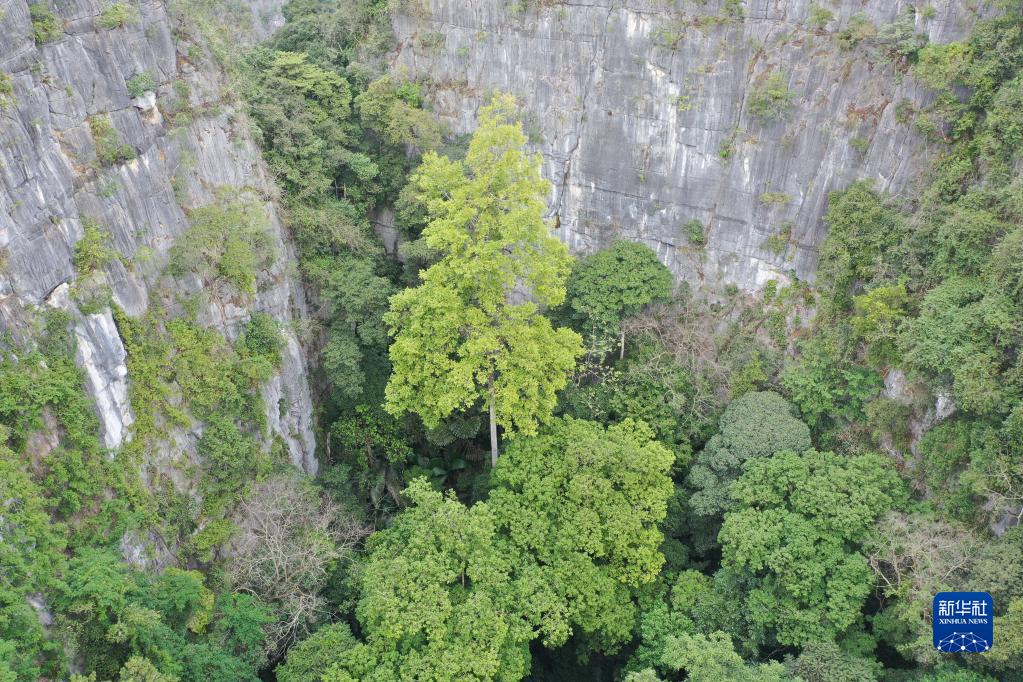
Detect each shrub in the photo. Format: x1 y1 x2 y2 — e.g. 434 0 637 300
126 72 155 98
197 416 269 512
748 72 794 124
759 191 790 205
97 2 140 30
817 180 906 306
683 219 705 245
72 218 119 274
877 7 928 59
29 3 62 44
808 3 833 29
0 72 12 105
914 41 969 90
686 391 811 521
241 312 284 367
837 12 876 50
651 18 687 50
168 198 275 296
89 115 135 167
764 224 792 255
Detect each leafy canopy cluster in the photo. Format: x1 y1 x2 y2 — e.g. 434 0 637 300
719 449 906 646
293 417 674 681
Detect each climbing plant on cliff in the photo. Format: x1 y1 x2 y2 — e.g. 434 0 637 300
799 5 1023 525
242 0 443 505
383 93 583 466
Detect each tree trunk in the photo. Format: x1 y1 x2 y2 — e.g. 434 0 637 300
619 328 626 360
488 377 499 467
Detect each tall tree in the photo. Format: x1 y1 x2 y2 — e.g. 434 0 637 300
383 94 582 465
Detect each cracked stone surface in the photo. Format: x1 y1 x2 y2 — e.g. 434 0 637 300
391 0 987 293
0 0 315 473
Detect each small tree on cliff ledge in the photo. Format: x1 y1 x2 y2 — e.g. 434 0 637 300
383 93 582 466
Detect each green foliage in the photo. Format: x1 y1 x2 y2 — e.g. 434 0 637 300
0 449 66 680
489 417 674 649
29 3 62 44
241 313 284 367
328 404 413 510
169 198 275 296
659 631 788 681
74 218 119 275
719 449 906 646
837 13 877 50
277 623 361 682
850 283 909 368
782 332 882 429
808 3 834 29
356 74 442 152
685 391 811 549
115 308 275 545
915 419 999 521
197 416 269 514
804 7 1023 536
764 223 792 256
650 18 687 50
126 72 156 98
817 181 906 307
0 338 133 529
166 318 272 425
914 40 969 90
759 191 790 205
98 2 140 30
865 512 978 663
338 478 532 681
683 218 705 245
877 7 928 60
246 50 357 201
900 277 1019 415
559 339 717 467
311 254 396 400
747 72 795 124
384 94 583 453
0 72 13 109
90 116 136 167
271 0 397 70
54 549 268 680
563 241 673 356
326 416 673 680
784 641 881 681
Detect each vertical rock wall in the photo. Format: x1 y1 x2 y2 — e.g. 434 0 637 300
0 0 316 472
391 0 987 292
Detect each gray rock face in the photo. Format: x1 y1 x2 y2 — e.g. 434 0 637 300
391 0 985 292
0 0 315 472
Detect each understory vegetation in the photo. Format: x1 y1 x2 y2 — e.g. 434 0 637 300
2 1 1023 682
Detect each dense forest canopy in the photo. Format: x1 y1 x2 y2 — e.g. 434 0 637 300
1 0 1023 681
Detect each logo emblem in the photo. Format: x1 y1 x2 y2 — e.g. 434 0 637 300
933 592 994 653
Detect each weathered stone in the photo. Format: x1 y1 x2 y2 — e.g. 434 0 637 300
390 0 987 293
0 0 315 475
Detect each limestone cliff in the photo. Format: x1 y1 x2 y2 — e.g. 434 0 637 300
0 0 315 475
390 0 986 292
